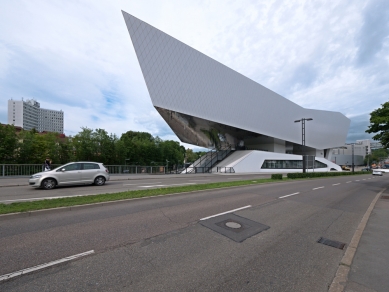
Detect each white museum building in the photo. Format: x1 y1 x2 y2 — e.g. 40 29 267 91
122 11 350 173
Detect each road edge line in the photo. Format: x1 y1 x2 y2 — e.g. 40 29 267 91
328 188 386 292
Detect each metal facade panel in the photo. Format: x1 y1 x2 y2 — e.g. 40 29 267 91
122 11 350 149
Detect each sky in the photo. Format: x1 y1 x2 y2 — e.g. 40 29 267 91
1 0 388 150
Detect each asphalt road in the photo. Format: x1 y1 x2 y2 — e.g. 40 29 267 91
0 174 271 203
0 173 386 291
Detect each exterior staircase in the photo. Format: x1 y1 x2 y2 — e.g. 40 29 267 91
182 145 234 174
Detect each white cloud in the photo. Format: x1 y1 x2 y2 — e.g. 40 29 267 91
0 0 387 147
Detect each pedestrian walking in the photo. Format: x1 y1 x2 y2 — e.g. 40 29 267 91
44 157 51 171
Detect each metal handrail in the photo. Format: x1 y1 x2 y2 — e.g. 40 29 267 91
0 164 166 176
216 167 235 173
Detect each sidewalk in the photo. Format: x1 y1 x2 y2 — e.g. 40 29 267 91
345 195 389 292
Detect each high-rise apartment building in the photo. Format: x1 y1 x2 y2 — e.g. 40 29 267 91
8 99 64 133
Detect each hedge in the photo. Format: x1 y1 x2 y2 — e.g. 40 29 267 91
287 171 370 179
271 174 283 180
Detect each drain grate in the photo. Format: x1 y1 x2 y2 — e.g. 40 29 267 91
381 195 389 200
317 237 346 249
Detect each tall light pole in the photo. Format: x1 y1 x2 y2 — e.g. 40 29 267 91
294 118 313 173
345 143 358 173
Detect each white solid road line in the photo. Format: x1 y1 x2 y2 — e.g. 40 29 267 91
123 182 162 186
333 183 340 186
279 192 300 199
200 205 252 221
0 250 95 282
313 186 324 190
189 179 211 181
140 183 196 188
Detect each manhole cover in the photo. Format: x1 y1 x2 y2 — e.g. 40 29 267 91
200 214 270 242
317 237 346 249
225 222 242 229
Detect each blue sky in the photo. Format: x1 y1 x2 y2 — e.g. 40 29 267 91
1 0 388 150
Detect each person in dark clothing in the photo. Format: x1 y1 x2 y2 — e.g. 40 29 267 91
44 157 51 171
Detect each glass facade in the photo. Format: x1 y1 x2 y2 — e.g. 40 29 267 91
261 160 327 169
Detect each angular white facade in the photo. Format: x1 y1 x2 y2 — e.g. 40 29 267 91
122 11 350 172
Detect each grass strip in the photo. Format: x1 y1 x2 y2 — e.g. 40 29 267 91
0 178 277 215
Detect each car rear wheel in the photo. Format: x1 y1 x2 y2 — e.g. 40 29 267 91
94 176 106 186
42 178 56 190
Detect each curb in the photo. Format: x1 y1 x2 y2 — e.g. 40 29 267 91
328 187 387 292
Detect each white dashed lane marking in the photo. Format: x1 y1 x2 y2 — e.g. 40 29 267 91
200 205 252 221
313 187 324 190
0 250 95 282
333 183 340 186
279 192 300 199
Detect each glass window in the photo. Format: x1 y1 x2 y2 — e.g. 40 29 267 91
83 163 100 170
61 163 81 171
261 159 327 169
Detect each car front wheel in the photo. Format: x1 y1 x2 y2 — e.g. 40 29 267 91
42 178 56 190
94 176 106 186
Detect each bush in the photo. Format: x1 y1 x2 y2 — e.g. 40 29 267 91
271 174 283 180
287 171 369 179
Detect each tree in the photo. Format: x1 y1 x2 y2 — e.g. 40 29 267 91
366 102 389 148
72 127 96 161
364 148 389 165
0 124 18 163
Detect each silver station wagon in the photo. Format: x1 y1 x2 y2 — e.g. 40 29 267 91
29 162 110 190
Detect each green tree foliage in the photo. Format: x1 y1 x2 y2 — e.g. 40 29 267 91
2 127 204 166
15 130 67 164
364 148 389 165
0 124 18 163
366 102 389 148
185 149 207 163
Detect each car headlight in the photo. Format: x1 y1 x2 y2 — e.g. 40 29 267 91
31 174 42 179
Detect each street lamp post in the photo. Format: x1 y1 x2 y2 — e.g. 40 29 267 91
345 143 356 173
294 118 313 173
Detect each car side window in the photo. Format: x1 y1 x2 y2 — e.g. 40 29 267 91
82 163 100 170
63 163 81 171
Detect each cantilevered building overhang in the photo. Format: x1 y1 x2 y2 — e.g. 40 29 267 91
122 11 350 155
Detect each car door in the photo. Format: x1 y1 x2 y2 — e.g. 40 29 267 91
81 163 100 183
56 163 82 185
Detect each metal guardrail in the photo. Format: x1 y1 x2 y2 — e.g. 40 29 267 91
180 167 213 174
216 167 235 173
106 165 165 174
0 164 62 176
0 164 235 176
0 164 166 177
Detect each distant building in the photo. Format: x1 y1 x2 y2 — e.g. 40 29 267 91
331 139 373 166
8 99 64 133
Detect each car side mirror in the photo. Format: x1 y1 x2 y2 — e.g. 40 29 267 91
61 168 66 172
